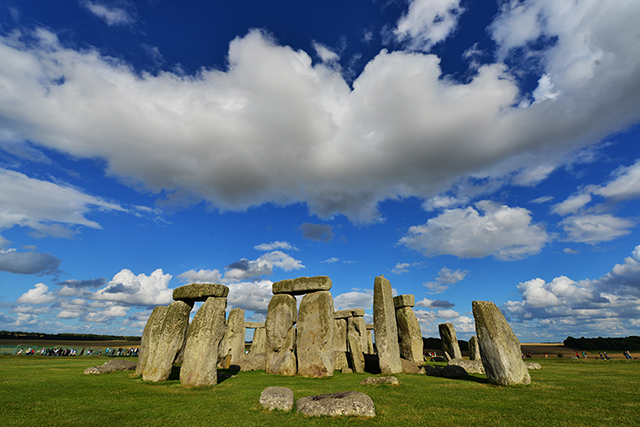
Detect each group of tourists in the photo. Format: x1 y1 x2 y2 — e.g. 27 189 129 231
15 346 140 357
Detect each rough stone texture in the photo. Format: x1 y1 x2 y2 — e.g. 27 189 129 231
424 365 443 377
250 327 266 354
448 358 485 374
272 276 332 296
244 321 265 329
135 305 168 376
296 391 375 418
469 335 482 361
334 351 349 371
393 294 415 308
359 376 399 385
238 352 266 371
143 300 192 382
396 306 424 365
365 330 374 354
297 290 335 377
439 323 462 360
334 318 347 352
341 367 353 373
472 300 532 386
347 323 365 373
84 359 137 375
219 308 246 364
260 387 294 412
400 358 421 374
365 323 375 330
265 294 297 376
442 364 468 378
526 362 542 370
173 283 229 302
373 275 402 375
179 296 227 387
353 316 368 356
334 308 365 319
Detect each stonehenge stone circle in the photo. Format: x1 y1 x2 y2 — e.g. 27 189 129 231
373 275 402 374
469 335 481 361
394 295 424 365
219 308 246 364
265 293 298 376
472 300 531 386
297 290 335 377
143 300 192 382
272 275 332 296
136 305 168 376
172 283 229 303
250 327 266 354
438 322 462 360
180 296 227 387
296 391 376 418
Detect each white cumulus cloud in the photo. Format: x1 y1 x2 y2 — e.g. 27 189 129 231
92 269 174 306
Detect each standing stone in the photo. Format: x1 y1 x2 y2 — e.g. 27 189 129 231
334 318 348 351
354 316 368 355
265 294 297 376
396 306 424 365
365 330 375 354
180 296 227 386
469 335 481 361
334 351 349 371
135 305 168 376
472 301 531 386
439 323 462 360
219 308 246 364
347 317 365 373
143 300 192 382
297 290 335 377
373 275 402 374
250 327 266 354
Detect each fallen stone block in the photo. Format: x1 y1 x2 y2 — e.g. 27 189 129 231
448 358 485 374
526 362 542 370
400 358 421 374
442 364 468 378
238 352 266 372
260 387 294 412
296 391 375 418
84 359 137 375
359 376 399 385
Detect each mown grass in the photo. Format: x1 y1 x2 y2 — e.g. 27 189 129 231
0 356 638 426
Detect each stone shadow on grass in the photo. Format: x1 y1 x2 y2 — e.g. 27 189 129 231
217 366 241 383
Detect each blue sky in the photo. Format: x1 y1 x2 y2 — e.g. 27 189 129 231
2 0 640 342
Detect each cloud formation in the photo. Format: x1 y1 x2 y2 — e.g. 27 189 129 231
0 249 61 275
92 269 174 306
81 1 135 26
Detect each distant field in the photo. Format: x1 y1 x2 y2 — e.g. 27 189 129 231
0 354 638 426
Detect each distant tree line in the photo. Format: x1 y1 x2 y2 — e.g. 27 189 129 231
422 337 469 351
0 330 140 341
563 336 640 351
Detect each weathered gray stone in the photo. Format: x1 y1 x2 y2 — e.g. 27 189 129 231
84 359 137 375
219 308 246 364
359 376 399 385
265 294 297 376
272 276 332 296
334 308 365 319
334 318 347 352
179 296 227 387
396 306 424 365
373 275 402 375
341 367 353 373
135 305 168 376
366 323 375 330
250 327 266 354
143 300 192 382
424 365 443 377
448 358 485 374
260 387 294 412
393 294 415 308
365 330 374 354
400 358 421 374
334 351 349 371
296 391 376 418
472 300 531 386
297 290 335 377
442 364 468 378
238 352 266 371
173 283 229 302
469 335 482 361
244 321 265 329
347 318 365 373
353 316 368 356
526 362 542 370
439 323 462 360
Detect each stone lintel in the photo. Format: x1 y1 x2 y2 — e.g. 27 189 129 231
272 276 332 296
173 283 229 302
333 308 365 319
244 321 265 329
393 294 415 308
366 323 375 330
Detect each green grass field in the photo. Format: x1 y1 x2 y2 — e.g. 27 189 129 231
0 356 638 426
